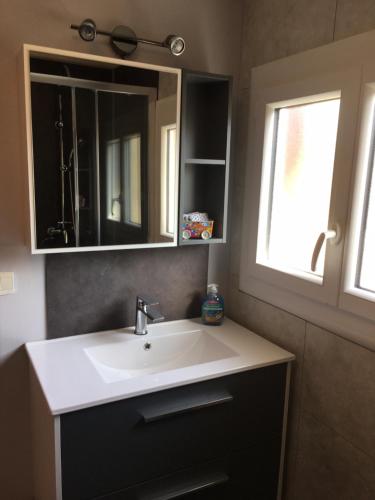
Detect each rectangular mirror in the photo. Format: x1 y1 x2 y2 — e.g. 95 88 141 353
22 45 181 253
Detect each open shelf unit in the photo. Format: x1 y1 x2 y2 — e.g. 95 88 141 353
179 70 232 245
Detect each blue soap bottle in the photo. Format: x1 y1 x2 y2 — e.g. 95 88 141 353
201 283 224 325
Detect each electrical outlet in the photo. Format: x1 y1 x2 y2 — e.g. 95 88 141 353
0 272 15 295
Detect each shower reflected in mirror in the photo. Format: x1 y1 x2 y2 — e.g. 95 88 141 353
29 56 179 250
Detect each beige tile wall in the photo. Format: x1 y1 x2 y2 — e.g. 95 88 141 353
228 291 375 499
230 1 375 498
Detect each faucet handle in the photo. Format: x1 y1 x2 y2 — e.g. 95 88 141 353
146 303 165 323
136 295 159 307
136 295 164 322
146 301 161 307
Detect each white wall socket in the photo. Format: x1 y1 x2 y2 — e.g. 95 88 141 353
0 272 15 295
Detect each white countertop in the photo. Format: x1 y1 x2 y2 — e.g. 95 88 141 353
25 318 295 415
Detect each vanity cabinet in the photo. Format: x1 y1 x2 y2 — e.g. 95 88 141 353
31 362 289 500
97 445 282 500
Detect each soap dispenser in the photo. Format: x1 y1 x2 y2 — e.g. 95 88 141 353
201 283 224 325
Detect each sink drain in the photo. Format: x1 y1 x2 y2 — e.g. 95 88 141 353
143 342 152 351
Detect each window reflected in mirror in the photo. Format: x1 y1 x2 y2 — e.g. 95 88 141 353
161 124 177 237
123 134 141 227
105 134 141 227
106 138 121 223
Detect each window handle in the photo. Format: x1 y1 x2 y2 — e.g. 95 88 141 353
311 225 340 272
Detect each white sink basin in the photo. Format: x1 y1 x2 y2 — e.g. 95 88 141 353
84 328 237 383
26 318 295 414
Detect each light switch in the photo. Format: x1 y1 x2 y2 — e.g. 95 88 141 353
0 272 15 295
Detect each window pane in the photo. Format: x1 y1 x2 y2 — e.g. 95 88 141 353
106 139 121 222
161 124 176 237
123 135 141 226
167 127 176 235
267 98 340 276
358 142 375 292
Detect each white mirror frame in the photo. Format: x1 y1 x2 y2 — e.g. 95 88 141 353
19 44 181 254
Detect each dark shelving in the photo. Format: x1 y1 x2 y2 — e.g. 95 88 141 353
179 70 232 245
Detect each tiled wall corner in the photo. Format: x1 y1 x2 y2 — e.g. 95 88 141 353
302 324 375 461
227 291 375 500
334 0 375 40
232 2 375 497
293 412 375 500
239 0 337 88
227 288 306 500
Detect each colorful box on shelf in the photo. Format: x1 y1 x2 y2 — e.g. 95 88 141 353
182 220 214 240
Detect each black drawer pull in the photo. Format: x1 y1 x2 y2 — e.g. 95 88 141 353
139 389 233 423
138 471 229 500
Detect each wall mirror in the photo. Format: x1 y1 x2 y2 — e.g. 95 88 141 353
22 46 181 253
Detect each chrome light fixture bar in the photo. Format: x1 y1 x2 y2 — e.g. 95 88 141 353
70 19 186 57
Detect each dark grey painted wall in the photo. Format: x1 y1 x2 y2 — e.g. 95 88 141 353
46 246 208 338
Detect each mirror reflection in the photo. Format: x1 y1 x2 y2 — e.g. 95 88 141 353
29 56 179 249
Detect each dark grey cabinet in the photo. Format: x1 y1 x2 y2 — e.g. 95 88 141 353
59 364 287 500
179 71 232 245
97 444 282 499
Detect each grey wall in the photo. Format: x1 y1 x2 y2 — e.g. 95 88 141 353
0 1 244 498
5 1 374 499
228 1 375 499
46 246 208 338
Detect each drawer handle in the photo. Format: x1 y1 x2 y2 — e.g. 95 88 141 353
139 389 233 423
138 470 229 500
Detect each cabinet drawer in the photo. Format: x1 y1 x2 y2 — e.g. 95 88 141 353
96 440 281 500
61 364 286 499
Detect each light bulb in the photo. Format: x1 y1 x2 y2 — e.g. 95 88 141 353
165 35 185 56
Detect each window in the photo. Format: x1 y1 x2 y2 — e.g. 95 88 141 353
123 134 141 227
258 96 340 280
341 76 375 322
240 70 356 308
105 134 142 227
106 139 121 222
160 124 177 237
238 29 375 345
358 167 375 293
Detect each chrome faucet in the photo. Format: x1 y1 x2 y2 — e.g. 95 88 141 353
134 296 164 335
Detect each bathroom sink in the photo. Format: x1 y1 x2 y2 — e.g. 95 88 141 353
84 328 237 383
26 318 295 413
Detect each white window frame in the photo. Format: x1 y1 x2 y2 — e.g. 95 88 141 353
150 94 178 243
106 138 121 222
240 69 361 306
160 123 177 238
105 134 142 228
340 64 375 322
123 133 142 228
257 90 341 284
239 29 375 349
